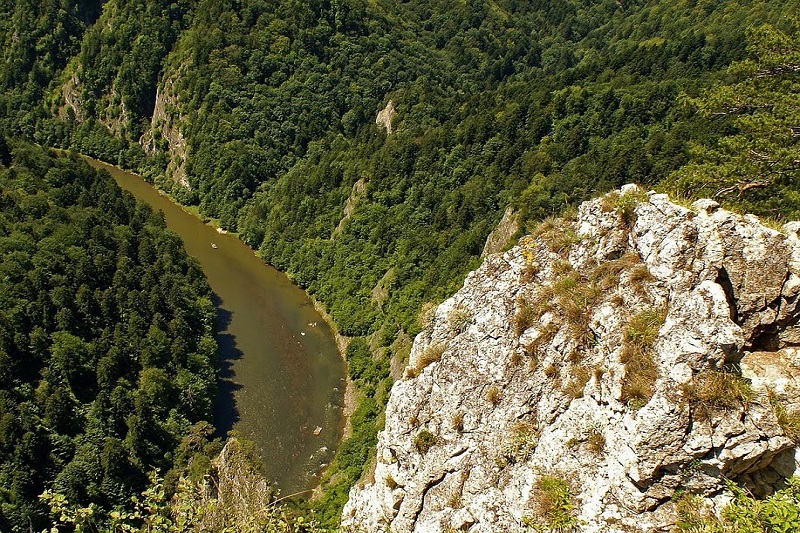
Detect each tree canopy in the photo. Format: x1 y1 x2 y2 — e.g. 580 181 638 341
667 23 800 218
0 140 217 531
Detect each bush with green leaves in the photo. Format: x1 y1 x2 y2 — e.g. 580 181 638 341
679 478 800 533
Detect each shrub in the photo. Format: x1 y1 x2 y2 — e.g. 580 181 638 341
413 430 437 454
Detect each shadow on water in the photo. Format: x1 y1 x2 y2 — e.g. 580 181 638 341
212 292 243 437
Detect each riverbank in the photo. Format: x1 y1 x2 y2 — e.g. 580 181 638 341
311 299 356 440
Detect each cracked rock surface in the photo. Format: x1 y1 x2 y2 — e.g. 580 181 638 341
341 187 800 532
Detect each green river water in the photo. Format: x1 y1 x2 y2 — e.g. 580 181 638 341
86 158 345 495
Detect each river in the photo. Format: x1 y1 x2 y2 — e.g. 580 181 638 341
86 158 345 495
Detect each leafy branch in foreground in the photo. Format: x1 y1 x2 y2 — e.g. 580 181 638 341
41 438 328 533
679 477 800 533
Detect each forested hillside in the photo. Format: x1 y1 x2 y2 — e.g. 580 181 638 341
0 140 218 531
1 0 798 528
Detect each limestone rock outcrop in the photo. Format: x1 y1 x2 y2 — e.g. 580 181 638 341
140 74 190 189
342 186 800 532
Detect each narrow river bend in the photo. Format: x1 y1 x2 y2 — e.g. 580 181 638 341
87 158 345 494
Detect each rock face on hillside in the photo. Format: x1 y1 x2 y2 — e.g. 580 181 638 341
342 186 800 532
140 74 190 189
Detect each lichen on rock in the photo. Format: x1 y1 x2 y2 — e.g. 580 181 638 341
341 186 800 532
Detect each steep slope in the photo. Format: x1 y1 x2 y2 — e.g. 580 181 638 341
343 187 800 532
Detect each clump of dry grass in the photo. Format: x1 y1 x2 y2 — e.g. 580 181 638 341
514 297 538 336
768 389 800 445
486 385 502 405
586 429 605 455
415 343 445 370
525 323 559 360
564 365 590 399
600 188 650 226
448 306 472 334
592 252 641 290
452 412 465 433
682 368 753 415
533 216 581 256
447 490 463 509
620 308 666 409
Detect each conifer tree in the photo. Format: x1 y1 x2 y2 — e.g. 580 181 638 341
670 23 800 216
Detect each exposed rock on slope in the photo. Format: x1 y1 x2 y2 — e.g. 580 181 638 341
342 186 800 532
376 100 396 134
140 74 190 188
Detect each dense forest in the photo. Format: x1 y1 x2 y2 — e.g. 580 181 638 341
0 140 218 530
0 0 798 529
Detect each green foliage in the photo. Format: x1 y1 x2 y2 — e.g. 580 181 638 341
2 0 799 528
41 439 330 532
309 395 382 528
345 337 388 397
680 478 800 533
0 141 217 532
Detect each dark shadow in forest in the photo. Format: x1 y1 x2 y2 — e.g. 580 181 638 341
212 292 243 437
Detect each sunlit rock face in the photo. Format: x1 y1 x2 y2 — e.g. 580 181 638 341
342 186 800 532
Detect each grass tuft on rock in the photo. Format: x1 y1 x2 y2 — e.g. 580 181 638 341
620 307 666 409
682 368 753 414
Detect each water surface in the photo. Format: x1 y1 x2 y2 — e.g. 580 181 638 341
87 158 345 494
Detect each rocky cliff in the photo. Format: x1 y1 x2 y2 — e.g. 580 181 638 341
342 186 800 532
139 72 190 189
